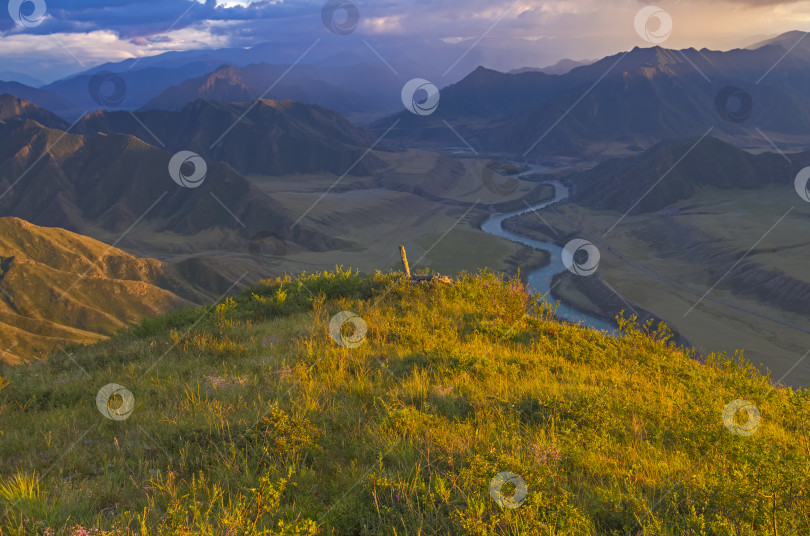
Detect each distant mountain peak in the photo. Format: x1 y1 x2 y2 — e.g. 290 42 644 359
140 62 396 121
453 66 511 84
213 63 239 73
510 58 595 76
0 93 67 129
748 30 809 51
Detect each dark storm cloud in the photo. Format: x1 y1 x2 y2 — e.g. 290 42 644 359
3 0 806 40
0 0 316 36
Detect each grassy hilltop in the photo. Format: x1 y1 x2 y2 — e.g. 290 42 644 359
0 269 808 535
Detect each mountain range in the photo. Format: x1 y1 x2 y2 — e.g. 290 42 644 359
0 94 378 362
509 58 595 75
3 31 810 364
376 36 810 158
76 97 384 176
40 62 220 118
0 82 75 118
0 96 355 255
141 63 399 123
1 37 506 123
2 31 809 159
0 94 67 130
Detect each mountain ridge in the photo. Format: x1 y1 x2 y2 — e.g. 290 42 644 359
77 97 385 177
0 93 67 130
374 38 810 157
0 106 350 260
569 136 803 213
0 217 200 364
142 63 394 121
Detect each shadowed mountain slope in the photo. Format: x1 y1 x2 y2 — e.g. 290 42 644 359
0 102 348 253
142 63 394 121
0 84 76 118
77 98 384 176
39 62 217 116
0 93 68 130
568 136 803 214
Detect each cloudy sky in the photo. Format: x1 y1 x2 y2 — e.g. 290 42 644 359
1 0 809 83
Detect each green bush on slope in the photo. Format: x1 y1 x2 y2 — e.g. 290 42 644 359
0 269 807 535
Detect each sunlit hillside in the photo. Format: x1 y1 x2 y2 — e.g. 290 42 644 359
0 270 806 535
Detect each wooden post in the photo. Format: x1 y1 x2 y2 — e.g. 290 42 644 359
399 245 411 278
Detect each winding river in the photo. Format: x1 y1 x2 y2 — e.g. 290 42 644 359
480 166 615 332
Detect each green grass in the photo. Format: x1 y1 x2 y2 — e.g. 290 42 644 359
414 230 514 274
0 269 808 535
